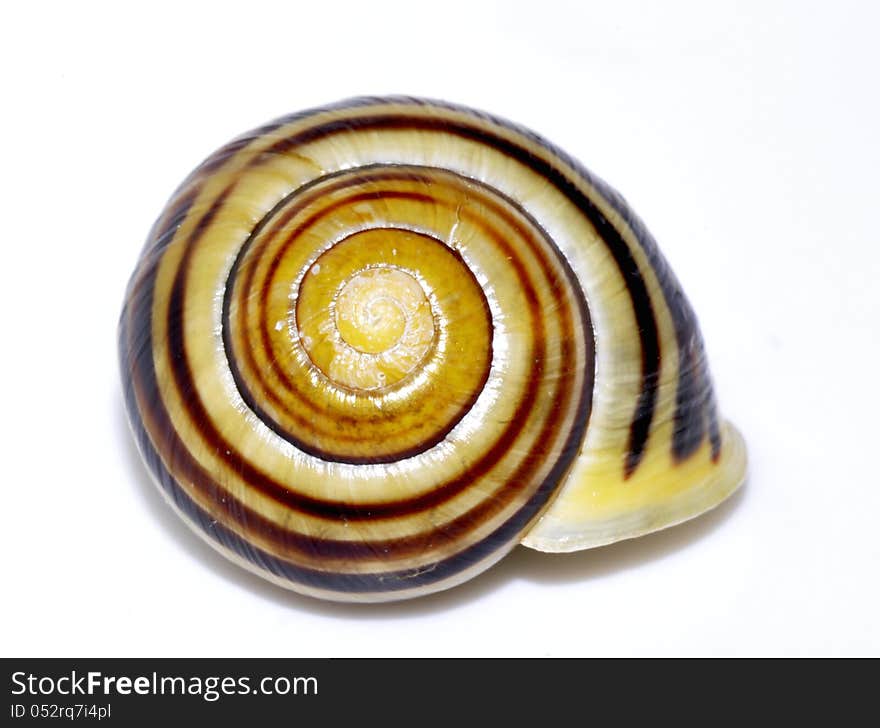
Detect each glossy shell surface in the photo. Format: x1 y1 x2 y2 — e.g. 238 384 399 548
119 97 747 602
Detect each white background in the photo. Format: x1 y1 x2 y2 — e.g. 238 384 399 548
1 0 877 657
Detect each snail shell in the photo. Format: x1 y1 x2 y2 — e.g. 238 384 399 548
119 97 747 602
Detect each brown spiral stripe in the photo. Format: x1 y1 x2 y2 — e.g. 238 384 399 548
119 97 723 601
223 168 503 465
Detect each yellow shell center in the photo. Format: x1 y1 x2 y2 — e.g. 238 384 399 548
335 268 418 354
296 229 444 392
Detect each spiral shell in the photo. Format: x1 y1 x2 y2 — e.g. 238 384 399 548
119 97 747 602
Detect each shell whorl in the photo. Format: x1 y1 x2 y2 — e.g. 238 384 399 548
120 97 746 602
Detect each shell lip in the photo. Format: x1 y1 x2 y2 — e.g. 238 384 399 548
522 421 749 553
